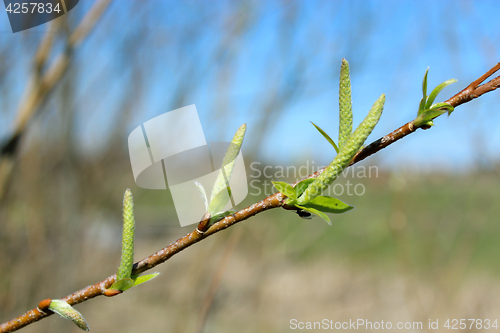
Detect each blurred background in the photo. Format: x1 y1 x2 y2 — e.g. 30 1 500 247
1 0 500 332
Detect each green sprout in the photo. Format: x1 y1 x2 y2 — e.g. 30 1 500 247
48 299 89 331
195 124 246 227
273 59 384 224
106 189 159 295
273 179 353 225
413 68 456 128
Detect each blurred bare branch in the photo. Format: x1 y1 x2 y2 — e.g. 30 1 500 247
0 0 111 202
196 228 242 333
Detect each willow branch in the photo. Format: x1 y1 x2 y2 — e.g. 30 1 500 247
1 63 499 332
347 62 500 167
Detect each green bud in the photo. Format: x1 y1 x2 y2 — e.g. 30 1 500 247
109 189 135 292
118 189 134 281
49 299 89 331
415 68 456 127
208 124 246 214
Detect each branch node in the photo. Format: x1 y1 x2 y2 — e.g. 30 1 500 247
37 299 52 312
103 289 122 297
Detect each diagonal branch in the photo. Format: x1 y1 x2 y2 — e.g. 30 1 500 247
346 62 500 167
1 62 500 332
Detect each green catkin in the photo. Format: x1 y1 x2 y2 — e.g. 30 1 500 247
117 189 134 281
49 300 90 331
339 58 353 149
297 94 385 205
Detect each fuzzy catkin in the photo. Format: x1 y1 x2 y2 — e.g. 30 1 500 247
297 94 385 205
339 58 353 149
49 300 90 331
117 189 134 281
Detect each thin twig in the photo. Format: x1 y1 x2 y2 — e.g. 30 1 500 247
342 62 500 168
1 63 499 333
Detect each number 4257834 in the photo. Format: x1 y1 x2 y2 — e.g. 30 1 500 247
444 319 498 330
5 2 61 14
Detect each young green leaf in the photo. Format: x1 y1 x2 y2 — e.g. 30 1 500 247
209 124 246 206
311 122 339 153
422 67 429 101
413 104 454 128
418 68 429 116
339 58 353 149
111 278 134 292
272 181 296 199
209 210 236 224
425 78 457 110
49 299 89 331
300 195 353 214
194 181 209 211
429 102 454 110
208 186 231 215
132 273 160 287
294 178 315 198
297 94 385 205
434 102 455 116
295 204 331 225
418 97 426 116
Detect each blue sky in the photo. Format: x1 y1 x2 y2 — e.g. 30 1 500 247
1 0 499 173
